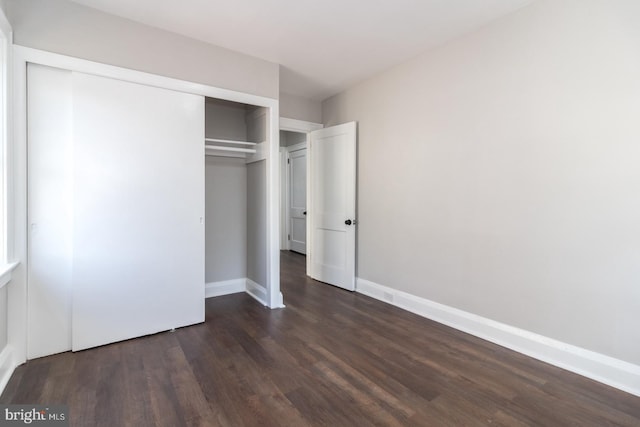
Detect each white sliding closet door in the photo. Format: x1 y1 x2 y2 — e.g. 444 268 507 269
27 64 74 359
71 72 205 351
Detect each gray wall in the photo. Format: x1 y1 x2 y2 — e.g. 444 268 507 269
280 92 322 123
205 99 247 141
247 161 267 287
246 108 268 286
279 130 306 148
205 157 247 283
246 107 267 144
3 0 279 98
322 0 640 365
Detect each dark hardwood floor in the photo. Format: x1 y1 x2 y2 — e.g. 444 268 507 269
2 251 640 426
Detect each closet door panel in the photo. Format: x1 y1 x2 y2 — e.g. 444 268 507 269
27 64 73 359
71 72 205 351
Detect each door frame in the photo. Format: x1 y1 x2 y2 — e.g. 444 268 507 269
9 46 283 367
278 118 322 255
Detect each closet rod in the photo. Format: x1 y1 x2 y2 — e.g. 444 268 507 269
205 145 257 154
205 137 257 146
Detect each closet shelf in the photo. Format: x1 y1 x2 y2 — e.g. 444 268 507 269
205 137 257 146
205 145 256 154
204 137 266 163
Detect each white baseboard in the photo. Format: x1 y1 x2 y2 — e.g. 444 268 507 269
246 279 268 306
205 279 247 298
0 345 17 396
271 291 285 309
206 278 269 307
356 277 640 397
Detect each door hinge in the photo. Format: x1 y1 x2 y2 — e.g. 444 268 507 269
288 234 290 240
287 158 290 164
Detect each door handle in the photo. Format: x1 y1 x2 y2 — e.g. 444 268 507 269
345 219 352 225
303 211 307 215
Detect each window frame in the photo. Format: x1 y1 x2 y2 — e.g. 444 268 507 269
0 1 16 288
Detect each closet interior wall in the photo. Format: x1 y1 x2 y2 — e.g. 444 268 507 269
279 130 306 147
204 98 268 293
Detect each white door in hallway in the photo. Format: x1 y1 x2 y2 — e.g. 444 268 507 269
289 148 307 254
308 122 357 291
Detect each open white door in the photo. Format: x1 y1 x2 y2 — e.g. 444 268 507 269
289 148 307 254
308 122 357 291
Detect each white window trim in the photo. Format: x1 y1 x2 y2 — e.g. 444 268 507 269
0 6 12 268
0 4 16 398
0 262 17 289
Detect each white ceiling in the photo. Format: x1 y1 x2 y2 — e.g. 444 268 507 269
70 0 533 101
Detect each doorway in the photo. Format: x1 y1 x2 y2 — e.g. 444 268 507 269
279 118 322 258
280 130 308 254
278 118 357 291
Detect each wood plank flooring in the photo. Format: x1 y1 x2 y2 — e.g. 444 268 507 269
2 250 639 426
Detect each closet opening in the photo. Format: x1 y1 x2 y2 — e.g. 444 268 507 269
204 97 271 305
